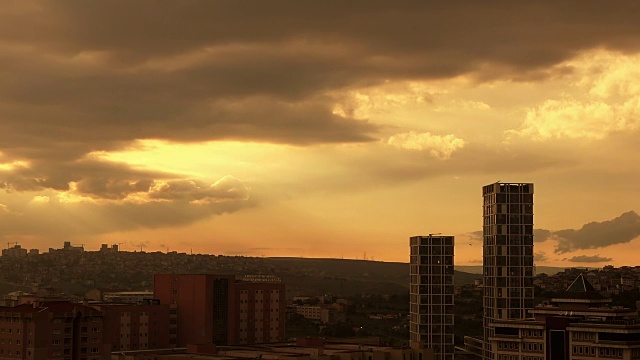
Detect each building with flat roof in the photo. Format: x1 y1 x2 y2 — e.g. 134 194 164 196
102 291 154 304
154 274 285 347
482 182 534 360
1 244 27 258
0 301 110 360
92 301 175 352
410 235 455 360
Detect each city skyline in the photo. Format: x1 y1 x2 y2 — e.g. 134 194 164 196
1 2 640 266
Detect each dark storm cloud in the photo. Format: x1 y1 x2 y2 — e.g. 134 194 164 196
568 255 613 263
554 211 640 254
0 158 171 198
534 229 553 242
534 252 550 263
0 177 254 241
466 212 640 255
16 1 640 74
2 1 640 197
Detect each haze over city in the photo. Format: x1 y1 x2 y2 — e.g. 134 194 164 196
1 1 640 266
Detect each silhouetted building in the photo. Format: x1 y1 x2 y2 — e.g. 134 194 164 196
482 182 534 360
154 274 285 347
410 235 455 360
2 244 27 258
99 244 119 253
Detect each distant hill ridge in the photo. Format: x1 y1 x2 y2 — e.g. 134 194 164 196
267 257 564 276
265 257 481 288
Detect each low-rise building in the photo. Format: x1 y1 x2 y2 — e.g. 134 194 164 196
154 273 286 347
1 245 27 258
92 300 176 352
103 291 154 304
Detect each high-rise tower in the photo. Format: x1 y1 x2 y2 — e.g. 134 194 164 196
482 182 534 360
410 235 455 360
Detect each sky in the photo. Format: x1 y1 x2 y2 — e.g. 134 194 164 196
1 1 640 266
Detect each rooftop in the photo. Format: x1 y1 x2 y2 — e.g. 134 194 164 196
553 274 610 301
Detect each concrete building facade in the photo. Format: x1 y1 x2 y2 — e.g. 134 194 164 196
410 235 455 360
482 182 535 360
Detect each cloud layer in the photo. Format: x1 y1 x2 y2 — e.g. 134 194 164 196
387 132 465 159
554 211 640 254
1 2 640 258
568 255 613 263
3 1 640 197
0 176 252 241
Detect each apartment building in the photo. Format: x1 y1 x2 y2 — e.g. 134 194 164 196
0 301 110 360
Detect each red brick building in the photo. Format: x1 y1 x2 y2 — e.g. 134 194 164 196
92 300 176 352
233 279 285 345
0 301 110 360
153 274 285 347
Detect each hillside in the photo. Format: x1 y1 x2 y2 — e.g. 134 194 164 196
455 265 566 275
0 252 482 299
266 257 481 296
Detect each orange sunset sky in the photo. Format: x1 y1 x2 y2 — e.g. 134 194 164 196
1 1 640 267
